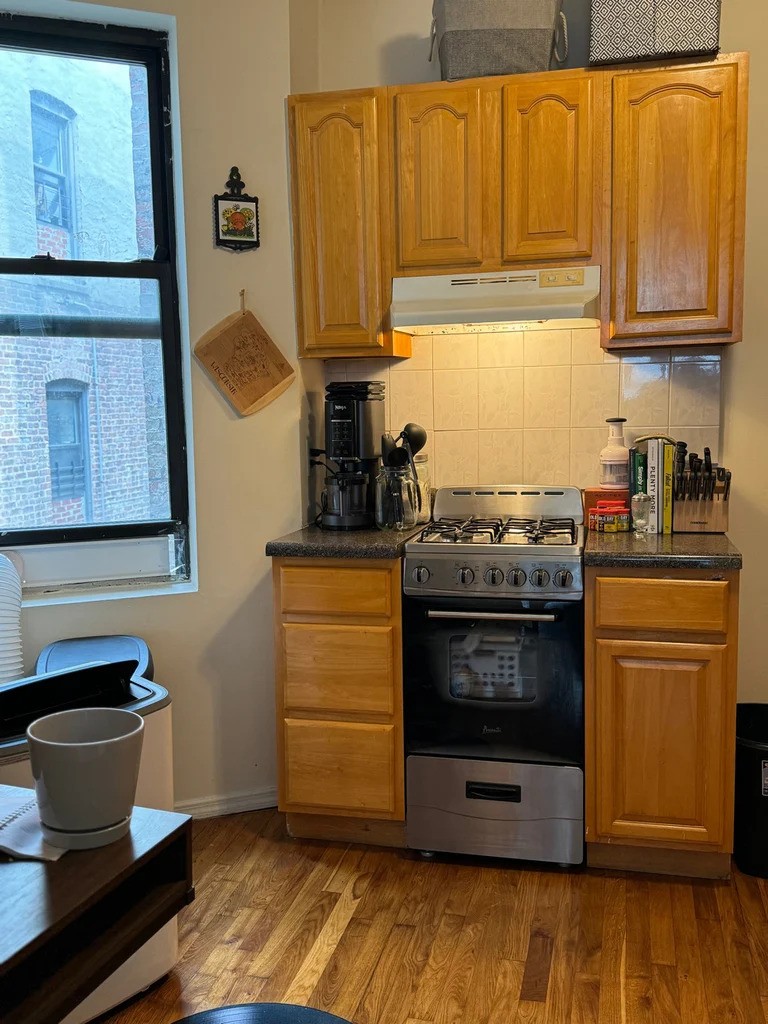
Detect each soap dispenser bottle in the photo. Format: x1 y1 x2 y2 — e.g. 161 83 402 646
599 417 629 489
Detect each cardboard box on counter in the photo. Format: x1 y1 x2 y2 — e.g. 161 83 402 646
583 487 629 512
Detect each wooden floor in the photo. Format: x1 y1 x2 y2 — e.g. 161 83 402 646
104 809 768 1024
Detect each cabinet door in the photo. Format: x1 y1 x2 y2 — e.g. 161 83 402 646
595 639 730 847
611 64 739 339
503 75 593 261
292 94 383 353
282 719 398 817
395 87 484 267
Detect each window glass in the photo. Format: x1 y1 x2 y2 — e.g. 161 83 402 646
0 276 171 531
0 50 155 260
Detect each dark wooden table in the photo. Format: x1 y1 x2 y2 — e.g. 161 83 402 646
0 785 194 1024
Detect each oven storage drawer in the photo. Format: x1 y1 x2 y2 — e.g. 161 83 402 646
594 577 729 634
406 755 584 864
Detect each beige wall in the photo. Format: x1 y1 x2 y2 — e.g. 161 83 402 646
13 0 305 812
719 5 768 701
318 0 438 91
328 329 722 489
317 1 765 699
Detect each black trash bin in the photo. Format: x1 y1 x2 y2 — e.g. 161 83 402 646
734 703 768 877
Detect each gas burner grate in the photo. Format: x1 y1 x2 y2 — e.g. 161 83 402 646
418 516 504 544
498 516 577 546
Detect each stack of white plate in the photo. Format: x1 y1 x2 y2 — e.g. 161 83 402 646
0 554 23 685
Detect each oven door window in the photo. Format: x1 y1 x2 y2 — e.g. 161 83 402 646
449 628 537 703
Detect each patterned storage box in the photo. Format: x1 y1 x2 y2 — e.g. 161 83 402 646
589 0 720 64
431 0 567 81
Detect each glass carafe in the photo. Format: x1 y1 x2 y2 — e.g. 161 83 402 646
375 467 418 531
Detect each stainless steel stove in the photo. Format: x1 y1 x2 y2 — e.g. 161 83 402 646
404 485 584 601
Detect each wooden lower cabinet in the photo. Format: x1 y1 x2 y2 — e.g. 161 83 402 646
595 639 729 846
586 566 739 872
273 557 404 822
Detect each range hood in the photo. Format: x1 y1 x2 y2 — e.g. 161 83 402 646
388 266 600 335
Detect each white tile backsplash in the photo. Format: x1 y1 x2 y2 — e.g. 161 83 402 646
524 365 571 428
523 328 572 366
477 331 525 368
479 367 524 429
432 333 478 369
326 327 723 490
434 430 479 487
433 369 479 430
478 429 524 482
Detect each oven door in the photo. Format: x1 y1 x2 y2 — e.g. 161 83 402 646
403 594 584 764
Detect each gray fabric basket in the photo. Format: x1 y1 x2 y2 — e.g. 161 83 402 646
589 0 720 64
431 0 567 81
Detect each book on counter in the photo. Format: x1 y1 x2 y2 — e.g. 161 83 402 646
647 440 660 534
662 441 674 534
645 439 674 534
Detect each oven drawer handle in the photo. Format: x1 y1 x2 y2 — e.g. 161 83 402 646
426 611 557 622
466 781 522 803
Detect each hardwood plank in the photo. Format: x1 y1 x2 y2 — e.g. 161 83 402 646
598 876 627 1024
714 881 764 1024
669 882 710 1024
648 881 676 966
696 918 737 1024
651 962 682 1023
570 975 601 1024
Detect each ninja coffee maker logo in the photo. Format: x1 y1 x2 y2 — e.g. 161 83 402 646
482 725 502 736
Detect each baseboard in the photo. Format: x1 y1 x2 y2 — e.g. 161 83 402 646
174 787 278 819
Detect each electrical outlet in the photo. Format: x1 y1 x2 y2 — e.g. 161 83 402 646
538 268 586 288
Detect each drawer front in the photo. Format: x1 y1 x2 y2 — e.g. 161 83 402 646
280 565 392 617
594 577 729 634
283 623 395 714
283 718 397 816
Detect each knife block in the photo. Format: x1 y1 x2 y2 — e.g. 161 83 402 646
673 497 729 533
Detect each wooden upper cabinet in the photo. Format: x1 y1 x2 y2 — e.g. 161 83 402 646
610 61 743 341
290 92 384 354
394 86 485 268
502 74 594 261
595 639 730 848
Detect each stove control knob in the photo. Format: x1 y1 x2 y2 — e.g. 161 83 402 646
531 568 550 588
412 566 431 585
507 568 527 588
456 567 475 585
484 567 504 587
554 569 574 589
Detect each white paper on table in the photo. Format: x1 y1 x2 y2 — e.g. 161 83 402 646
0 787 65 862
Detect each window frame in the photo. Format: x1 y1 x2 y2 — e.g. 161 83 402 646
0 14 189 550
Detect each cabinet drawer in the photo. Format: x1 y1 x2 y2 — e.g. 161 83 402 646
594 577 729 634
283 719 397 816
283 624 395 714
279 565 393 617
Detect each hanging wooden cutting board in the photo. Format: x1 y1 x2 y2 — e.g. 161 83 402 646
195 309 295 416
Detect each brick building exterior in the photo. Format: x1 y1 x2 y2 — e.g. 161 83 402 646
0 50 170 532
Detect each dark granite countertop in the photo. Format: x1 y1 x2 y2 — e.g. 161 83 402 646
584 531 742 570
266 525 421 559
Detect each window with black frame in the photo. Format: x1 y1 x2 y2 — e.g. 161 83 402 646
0 15 189 585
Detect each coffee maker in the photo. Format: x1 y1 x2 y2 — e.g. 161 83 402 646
319 381 385 530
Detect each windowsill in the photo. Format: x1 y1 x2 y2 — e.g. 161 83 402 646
22 577 198 608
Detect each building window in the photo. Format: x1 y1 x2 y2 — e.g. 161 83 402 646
0 15 190 592
46 381 90 506
32 101 73 232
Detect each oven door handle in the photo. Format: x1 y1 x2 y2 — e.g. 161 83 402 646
426 610 557 622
